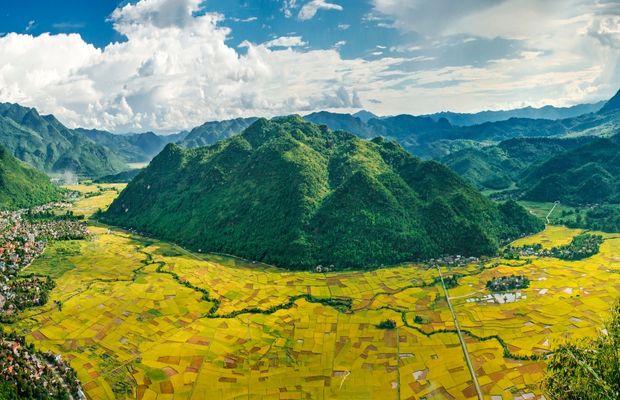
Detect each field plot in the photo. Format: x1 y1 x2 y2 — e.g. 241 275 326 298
66 183 126 217
3 187 618 399
11 226 481 399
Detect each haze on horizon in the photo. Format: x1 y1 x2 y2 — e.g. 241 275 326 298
0 0 619 133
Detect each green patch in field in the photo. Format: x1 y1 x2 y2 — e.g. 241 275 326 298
144 367 168 381
147 308 162 317
22 240 81 279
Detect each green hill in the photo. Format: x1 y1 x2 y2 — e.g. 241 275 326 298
522 136 620 205
0 145 62 210
102 116 542 270
442 137 597 190
0 103 126 177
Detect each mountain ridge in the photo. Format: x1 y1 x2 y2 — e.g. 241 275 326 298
0 103 127 178
0 144 62 210
102 116 543 270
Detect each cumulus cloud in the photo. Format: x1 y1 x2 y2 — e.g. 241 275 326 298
1 0 619 132
282 0 298 18
298 0 343 21
588 15 620 48
262 36 307 48
0 0 380 132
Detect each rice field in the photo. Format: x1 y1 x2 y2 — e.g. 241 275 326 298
4 187 619 399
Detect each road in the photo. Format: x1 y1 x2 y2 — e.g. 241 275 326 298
546 201 560 224
436 266 483 400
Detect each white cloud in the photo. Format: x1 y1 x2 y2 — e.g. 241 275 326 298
1 0 619 133
262 36 307 48
0 0 389 132
282 0 298 18
298 0 343 21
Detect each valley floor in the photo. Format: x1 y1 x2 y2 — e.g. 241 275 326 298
3 185 619 399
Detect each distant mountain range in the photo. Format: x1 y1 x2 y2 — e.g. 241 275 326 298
0 91 616 187
177 117 258 148
0 144 62 209
102 116 542 270
422 101 605 126
75 128 185 164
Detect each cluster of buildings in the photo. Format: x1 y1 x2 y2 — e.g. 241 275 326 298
0 204 87 318
0 332 85 399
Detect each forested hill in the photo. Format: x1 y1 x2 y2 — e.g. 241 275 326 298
522 135 620 205
0 103 126 177
102 116 543 270
441 136 598 190
0 145 62 210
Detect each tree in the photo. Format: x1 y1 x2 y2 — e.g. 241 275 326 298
542 299 620 399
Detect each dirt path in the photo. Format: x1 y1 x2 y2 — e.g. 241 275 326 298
437 266 483 400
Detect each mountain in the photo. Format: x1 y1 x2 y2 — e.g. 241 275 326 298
521 136 620 205
425 102 604 126
177 117 257 148
305 112 374 138
301 97 618 159
102 116 542 270
442 137 598 190
75 128 183 163
0 145 62 210
598 89 620 114
94 168 143 183
0 103 126 177
352 110 379 123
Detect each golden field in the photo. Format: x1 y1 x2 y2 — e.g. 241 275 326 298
4 184 619 399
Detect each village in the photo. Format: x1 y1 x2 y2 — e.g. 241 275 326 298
0 203 88 320
0 328 85 399
0 201 88 398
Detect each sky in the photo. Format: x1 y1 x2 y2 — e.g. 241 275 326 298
0 0 619 133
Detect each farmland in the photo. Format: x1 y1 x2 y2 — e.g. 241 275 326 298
3 184 619 399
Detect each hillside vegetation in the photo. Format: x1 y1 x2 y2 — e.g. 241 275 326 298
442 137 597 190
0 145 62 210
522 136 620 205
102 116 542 270
0 103 126 177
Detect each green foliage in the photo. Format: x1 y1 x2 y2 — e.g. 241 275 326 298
486 275 530 292
0 145 63 210
522 138 620 205
551 233 604 260
102 116 543 270
542 299 620 400
561 204 620 233
442 137 596 190
0 103 126 177
376 319 397 329
0 381 19 400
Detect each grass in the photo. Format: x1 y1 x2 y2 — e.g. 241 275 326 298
2 185 619 399
21 241 81 279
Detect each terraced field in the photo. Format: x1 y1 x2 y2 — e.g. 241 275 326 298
4 185 619 399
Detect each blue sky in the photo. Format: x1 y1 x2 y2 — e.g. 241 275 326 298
0 1 409 59
0 0 619 132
